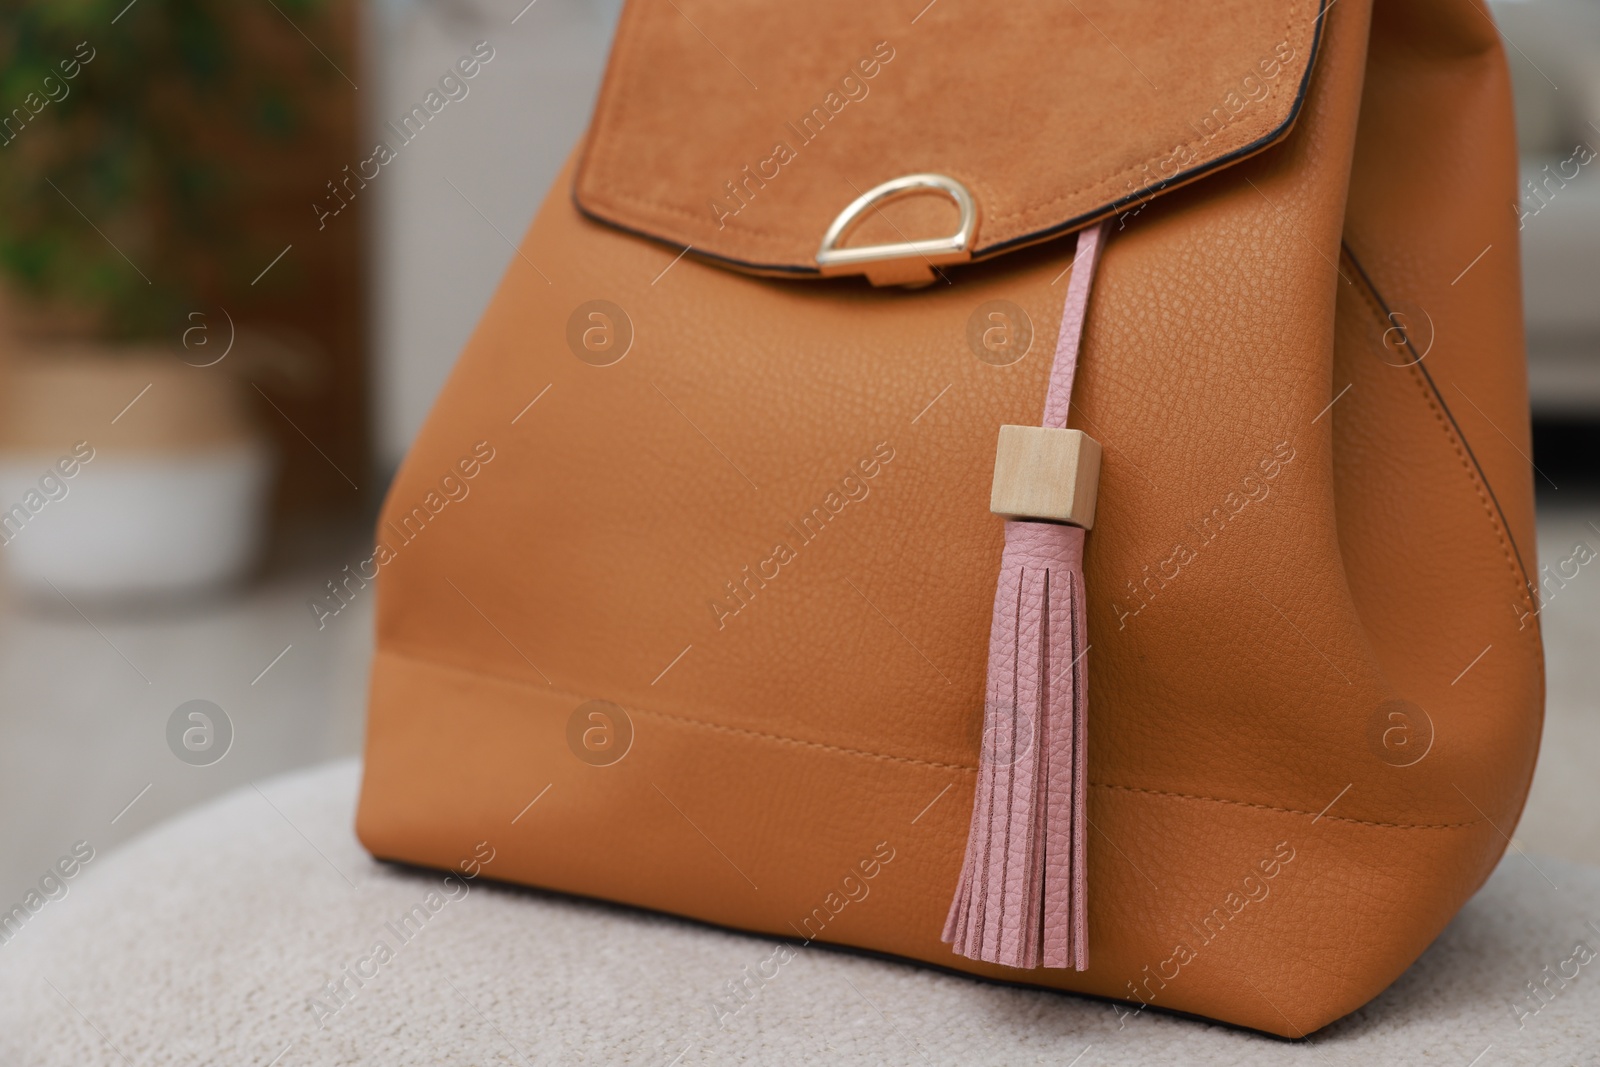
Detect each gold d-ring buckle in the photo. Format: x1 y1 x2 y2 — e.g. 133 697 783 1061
815 173 978 287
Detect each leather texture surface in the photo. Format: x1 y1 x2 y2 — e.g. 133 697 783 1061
357 0 1543 1038
574 0 1323 274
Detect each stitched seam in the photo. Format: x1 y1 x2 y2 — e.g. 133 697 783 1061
382 646 976 773
583 188 793 240
585 0 642 206
589 81 1297 238
985 0 1313 226
583 91 1296 246
581 4 791 243
1402 362 1531 609
380 647 1491 830
1342 254 1534 614
629 703 975 773
577 1 1319 249
1093 782 1487 830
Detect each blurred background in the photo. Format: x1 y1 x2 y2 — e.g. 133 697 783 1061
0 0 1594 910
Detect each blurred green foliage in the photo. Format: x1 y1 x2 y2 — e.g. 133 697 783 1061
0 0 332 339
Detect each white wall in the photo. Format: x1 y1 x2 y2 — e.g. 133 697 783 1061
1489 0 1600 413
367 0 624 471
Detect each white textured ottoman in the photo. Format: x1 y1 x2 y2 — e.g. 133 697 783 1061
1 760 1595 1065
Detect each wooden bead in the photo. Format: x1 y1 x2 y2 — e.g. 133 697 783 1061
989 425 1102 529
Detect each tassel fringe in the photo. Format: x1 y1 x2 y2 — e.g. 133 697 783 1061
943 520 1089 970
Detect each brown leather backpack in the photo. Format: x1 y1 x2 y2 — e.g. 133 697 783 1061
356 0 1543 1035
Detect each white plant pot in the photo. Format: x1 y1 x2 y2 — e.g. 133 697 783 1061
0 440 275 599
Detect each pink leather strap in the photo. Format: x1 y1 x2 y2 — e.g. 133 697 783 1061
1041 219 1111 429
943 220 1111 971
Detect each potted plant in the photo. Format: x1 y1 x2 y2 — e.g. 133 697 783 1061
0 0 350 599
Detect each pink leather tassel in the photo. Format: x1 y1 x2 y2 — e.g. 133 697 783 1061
943 522 1088 969
944 220 1108 971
